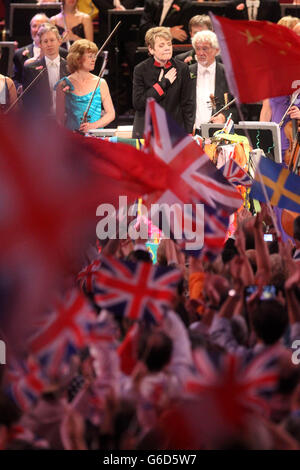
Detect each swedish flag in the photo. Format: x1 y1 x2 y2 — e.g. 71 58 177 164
250 156 300 213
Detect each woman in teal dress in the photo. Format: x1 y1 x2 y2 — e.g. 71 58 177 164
55 39 115 132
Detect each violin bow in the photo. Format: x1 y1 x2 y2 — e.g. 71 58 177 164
278 90 300 128
81 21 121 127
4 66 47 114
61 3 71 52
210 97 236 121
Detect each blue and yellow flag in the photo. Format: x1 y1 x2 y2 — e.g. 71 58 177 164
250 156 300 213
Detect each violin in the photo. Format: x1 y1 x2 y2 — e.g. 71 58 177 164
281 116 300 237
283 119 300 172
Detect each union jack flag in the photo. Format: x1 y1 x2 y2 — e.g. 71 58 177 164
220 159 253 188
93 255 181 324
186 348 279 429
28 289 97 379
77 259 101 293
143 98 243 213
6 356 50 411
143 99 237 258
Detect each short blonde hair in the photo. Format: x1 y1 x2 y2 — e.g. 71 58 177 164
145 27 172 49
192 30 219 50
67 39 98 73
38 23 60 42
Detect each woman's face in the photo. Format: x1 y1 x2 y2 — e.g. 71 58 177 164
64 0 78 9
148 36 173 64
80 51 97 71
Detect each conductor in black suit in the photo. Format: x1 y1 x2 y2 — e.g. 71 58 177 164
13 13 67 91
139 0 192 44
132 26 194 137
189 30 237 131
22 24 68 117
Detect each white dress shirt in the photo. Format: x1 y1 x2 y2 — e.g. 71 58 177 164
159 0 173 25
33 43 41 59
45 55 60 113
246 0 260 20
195 61 216 129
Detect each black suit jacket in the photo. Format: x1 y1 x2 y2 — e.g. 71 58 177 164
189 60 238 125
139 0 192 44
228 0 281 22
22 56 68 116
13 44 68 89
132 56 194 137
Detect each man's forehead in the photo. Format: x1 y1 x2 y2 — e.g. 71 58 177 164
31 16 47 25
194 40 217 50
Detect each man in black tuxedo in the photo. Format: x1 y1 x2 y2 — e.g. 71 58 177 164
189 30 237 132
132 26 194 137
13 13 67 91
22 24 68 117
228 0 281 23
139 0 191 44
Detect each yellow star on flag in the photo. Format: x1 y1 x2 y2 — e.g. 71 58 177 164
241 29 263 45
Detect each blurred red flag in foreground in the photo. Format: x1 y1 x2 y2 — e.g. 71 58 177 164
0 115 167 349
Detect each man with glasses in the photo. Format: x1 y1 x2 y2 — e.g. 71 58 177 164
189 30 237 133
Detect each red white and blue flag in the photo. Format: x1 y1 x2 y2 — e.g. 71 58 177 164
6 356 50 411
77 259 102 293
143 98 243 213
143 99 243 258
28 289 97 379
94 254 181 324
186 348 279 428
220 159 253 188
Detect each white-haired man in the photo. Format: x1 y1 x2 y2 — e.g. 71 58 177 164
189 30 237 132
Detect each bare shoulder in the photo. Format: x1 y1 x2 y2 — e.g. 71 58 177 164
49 13 60 22
6 77 15 88
80 12 92 21
76 11 90 21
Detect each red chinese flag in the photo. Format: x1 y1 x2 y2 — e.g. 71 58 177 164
211 14 300 103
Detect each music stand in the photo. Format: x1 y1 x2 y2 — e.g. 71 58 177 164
201 121 282 164
0 42 15 77
9 3 62 46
